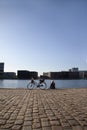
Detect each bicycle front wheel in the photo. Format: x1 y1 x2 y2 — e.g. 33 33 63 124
39 83 47 89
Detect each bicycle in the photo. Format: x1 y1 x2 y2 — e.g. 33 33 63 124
27 79 47 89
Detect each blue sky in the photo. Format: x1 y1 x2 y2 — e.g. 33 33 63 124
0 0 87 75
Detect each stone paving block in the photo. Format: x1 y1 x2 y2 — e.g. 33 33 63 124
47 113 54 117
33 118 40 123
50 120 60 126
41 121 51 127
0 120 6 125
3 113 10 120
22 126 32 130
79 120 87 126
84 126 87 130
1 123 13 129
7 119 15 124
41 118 49 122
33 115 39 119
32 122 41 129
39 114 47 118
51 126 62 130
63 127 72 130
72 125 83 130
18 113 25 116
24 116 33 121
61 122 71 128
12 125 22 130
10 115 17 120
0 111 7 116
16 116 24 120
33 110 39 113
33 113 38 116
48 116 58 121
33 128 42 130
0 128 12 130
42 127 52 130
14 120 23 125
0 116 3 120
23 121 32 126
65 116 74 120
68 119 79 126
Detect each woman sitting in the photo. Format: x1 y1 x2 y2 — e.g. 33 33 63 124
50 80 55 89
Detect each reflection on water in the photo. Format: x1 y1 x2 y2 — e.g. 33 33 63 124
0 79 87 89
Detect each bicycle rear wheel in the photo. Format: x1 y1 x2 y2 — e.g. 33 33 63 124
27 83 35 89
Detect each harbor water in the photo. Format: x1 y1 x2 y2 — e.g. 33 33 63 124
0 79 87 89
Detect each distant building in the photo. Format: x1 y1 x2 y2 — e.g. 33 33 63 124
43 71 80 79
40 75 49 79
0 63 4 79
17 70 30 79
79 71 87 79
69 72 80 79
3 72 16 79
0 72 3 79
43 72 61 79
0 63 4 72
17 70 38 79
70 67 79 72
30 71 38 79
43 72 50 78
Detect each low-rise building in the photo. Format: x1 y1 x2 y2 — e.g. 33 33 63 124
17 70 30 79
30 71 38 79
79 71 87 79
69 67 79 72
17 70 38 79
43 71 80 79
3 72 16 79
43 72 62 79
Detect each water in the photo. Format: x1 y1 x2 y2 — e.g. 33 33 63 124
0 79 87 89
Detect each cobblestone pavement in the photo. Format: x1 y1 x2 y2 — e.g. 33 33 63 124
0 88 87 130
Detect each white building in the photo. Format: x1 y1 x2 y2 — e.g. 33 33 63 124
71 67 79 72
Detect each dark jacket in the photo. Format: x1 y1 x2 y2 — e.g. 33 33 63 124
50 81 55 89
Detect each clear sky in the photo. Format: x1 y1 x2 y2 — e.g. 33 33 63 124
0 0 87 75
